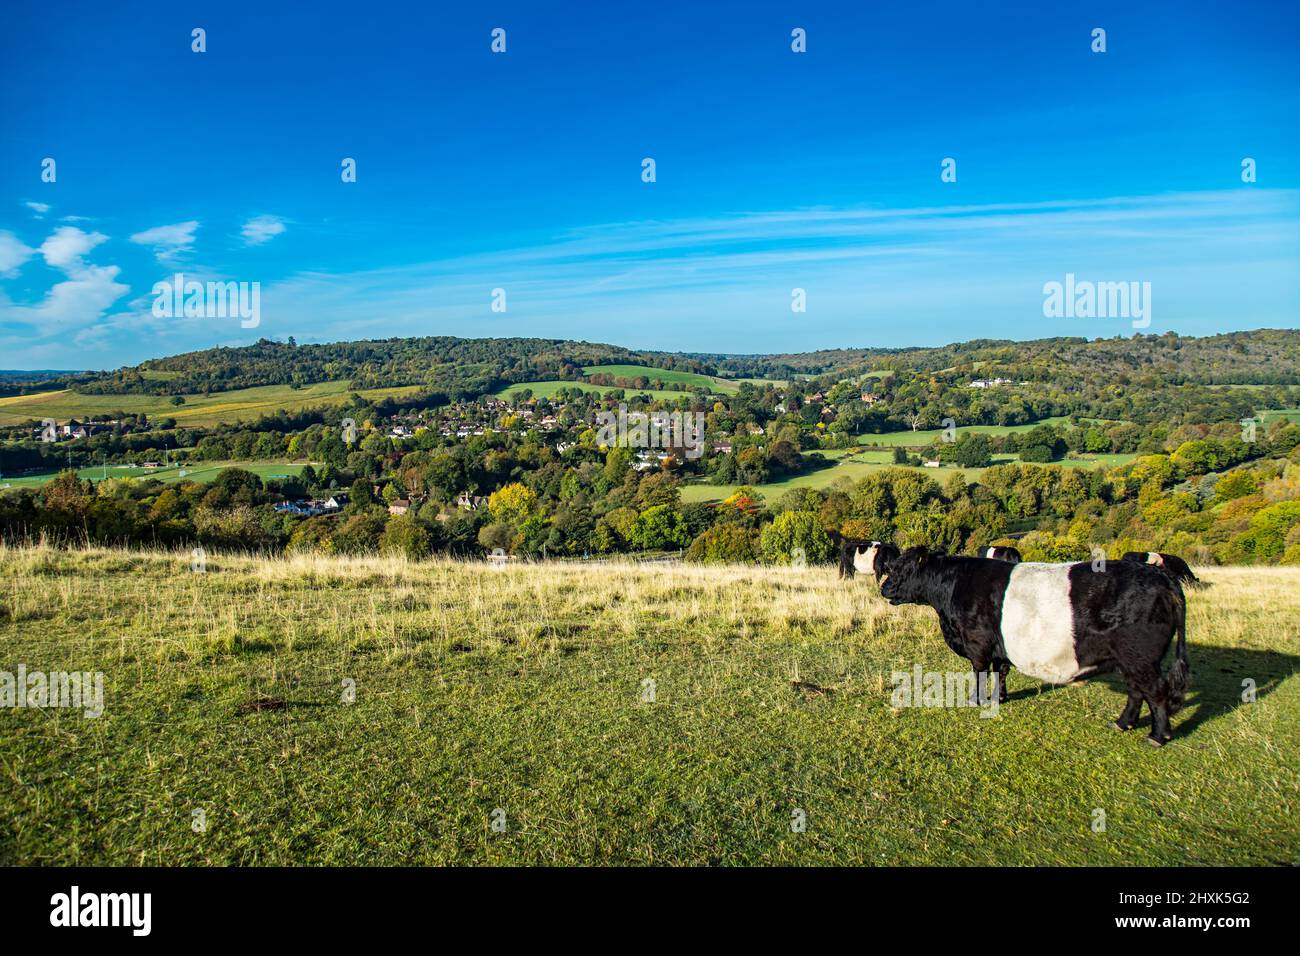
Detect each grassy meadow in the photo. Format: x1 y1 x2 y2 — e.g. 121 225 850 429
0 381 424 428
856 417 1073 447
679 416 1139 505
681 449 1139 504
1260 408 1300 426
491 381 689 403
681 455 994 503
1 545 1295 866
0 461 314 490
581 364 783 395
493 365 784 403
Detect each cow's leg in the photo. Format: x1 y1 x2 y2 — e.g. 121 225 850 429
967 654 992 706
1120 662 1170 745
1112 689 1143 731
1146 690 1172 745
1145 698 1171 745
992 658 1011 702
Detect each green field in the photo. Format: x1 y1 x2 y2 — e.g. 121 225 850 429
857 417 1072 448
492 380 692 403
492 365 785 403
582 364 783 395
2 546 1294 865
1057 453 1140 469
1260 408 1300 425
680 450 1138 504
0 461 314 489
582 364 727 390
0 381 425 428
681 457 996 503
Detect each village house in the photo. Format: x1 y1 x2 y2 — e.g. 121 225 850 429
59 421 95 439
456 493 486 511
274 500 325 517
633 448 668 471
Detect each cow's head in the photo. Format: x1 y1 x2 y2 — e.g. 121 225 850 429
879 546 938 606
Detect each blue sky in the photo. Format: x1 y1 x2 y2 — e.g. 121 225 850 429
0 0 1297 369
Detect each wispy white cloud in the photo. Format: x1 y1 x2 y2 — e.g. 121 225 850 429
39 226 109 271
0 226 128 340
16 264 130 333
259 189 1300 351
129 220 199 262
0 231 35 277
23 201 50 219
3 189 1299 366
241 215 286 246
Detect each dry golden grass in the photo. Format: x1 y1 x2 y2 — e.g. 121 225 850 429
1 543 1296 865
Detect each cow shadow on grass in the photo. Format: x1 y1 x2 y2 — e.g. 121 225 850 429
1007 644 1300 739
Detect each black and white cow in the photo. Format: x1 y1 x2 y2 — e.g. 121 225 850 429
1121 551 1201 588
982 546 1022 563
879 547 1191 745
839 540 901 582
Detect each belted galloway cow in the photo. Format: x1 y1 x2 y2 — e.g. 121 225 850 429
1121 551 1201 588
879 547 1191 745
839 540 901 581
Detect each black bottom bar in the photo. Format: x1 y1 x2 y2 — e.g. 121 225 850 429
0 866 1286 941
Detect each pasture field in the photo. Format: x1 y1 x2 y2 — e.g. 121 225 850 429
856 417 1072 448
582 364 732 391
1 545 1295 866
680 451 1136 504
0 381 424 428
1056 453 1140 468
581 364 783 395
0 461 314 489
491 381 690 402
1260 408 1300 425
681 457 993 503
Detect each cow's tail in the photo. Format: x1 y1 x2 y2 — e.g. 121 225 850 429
1161 595 1191 714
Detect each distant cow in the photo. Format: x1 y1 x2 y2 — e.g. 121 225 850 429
1121 551 1201 588
839 540 900 582
879 548 1190 746
982 546 1022 563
